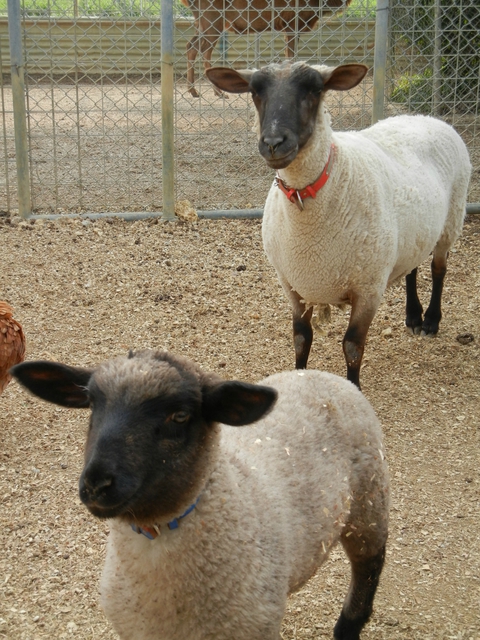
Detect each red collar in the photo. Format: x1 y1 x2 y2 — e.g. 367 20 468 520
275 143 336 210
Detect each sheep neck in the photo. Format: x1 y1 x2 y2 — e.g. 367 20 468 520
275 142 335 210
131 495 201 540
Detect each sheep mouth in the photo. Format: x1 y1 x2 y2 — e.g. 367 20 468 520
80 484 142 520
261 147 299 170
81 496 133 520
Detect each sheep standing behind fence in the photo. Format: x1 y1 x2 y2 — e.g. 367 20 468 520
180 0 351 97
207 61 472 389
12 349 389 640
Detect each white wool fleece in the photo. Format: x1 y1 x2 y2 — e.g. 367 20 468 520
99 370 389 640
262 108 471 310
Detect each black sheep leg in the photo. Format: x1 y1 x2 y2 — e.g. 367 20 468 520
333 544 386 640
405 267 423 334
293 306 313 369
422 254 447 335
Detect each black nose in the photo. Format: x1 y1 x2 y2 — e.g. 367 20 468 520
80 471 113 504
262 135 286 155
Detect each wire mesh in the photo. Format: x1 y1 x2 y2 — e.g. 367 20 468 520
387 0 479 201
173 0 376 210
0 0 478 214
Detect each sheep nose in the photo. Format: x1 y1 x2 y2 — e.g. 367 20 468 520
80 474 113 502
262 135 285 155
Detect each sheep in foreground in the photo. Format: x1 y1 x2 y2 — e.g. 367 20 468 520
207 62 472 389
12 349 389 640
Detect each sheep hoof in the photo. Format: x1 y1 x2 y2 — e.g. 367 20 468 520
333 612 365 640
405 325 422 336
421 318 440 336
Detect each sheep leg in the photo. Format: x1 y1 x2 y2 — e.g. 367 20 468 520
421 253 447 335
293 305 314 369
405 267 423 334
333 543 386 640
343 300 377 389
281 283 314 369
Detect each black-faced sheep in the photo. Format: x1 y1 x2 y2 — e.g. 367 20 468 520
12 349 389 640
206 61 472 389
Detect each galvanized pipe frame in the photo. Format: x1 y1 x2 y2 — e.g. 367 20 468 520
6 0 31 219
28 203 480 221
372 0 388 123
161 0 175 221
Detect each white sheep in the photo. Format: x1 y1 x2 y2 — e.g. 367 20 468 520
12 350 389 640
206 62 472 389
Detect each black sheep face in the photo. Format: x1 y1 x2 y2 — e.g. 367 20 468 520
11 350 277 526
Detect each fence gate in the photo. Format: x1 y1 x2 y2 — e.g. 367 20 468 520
0 0 478 217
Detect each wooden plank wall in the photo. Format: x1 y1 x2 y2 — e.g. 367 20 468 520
0 18 374 76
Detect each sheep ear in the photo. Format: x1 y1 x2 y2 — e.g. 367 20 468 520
321 64 368 91
10 361 93 408
206 67 254 94
202 381 277 426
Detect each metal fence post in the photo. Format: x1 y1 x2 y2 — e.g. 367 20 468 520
7 0 31 218
432 0 442 116
372 0 389 124
161 0 175 221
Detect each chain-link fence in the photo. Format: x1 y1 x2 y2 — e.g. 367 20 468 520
387 0 479 202
0 0 478 216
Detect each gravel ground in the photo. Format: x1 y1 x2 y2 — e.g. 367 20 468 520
0 213 479 639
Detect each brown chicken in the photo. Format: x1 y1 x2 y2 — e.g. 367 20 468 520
0 302 26 394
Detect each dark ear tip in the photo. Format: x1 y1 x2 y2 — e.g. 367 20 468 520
10 360 32 379
10 360 56 379
251 384 278 416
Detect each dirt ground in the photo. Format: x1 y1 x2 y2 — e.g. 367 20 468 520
0 212 479 639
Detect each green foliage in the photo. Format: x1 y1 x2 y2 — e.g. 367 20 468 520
391 70 433 113
0 0 189 18
439 2 480 112
344 0 376 19
391 0 480 114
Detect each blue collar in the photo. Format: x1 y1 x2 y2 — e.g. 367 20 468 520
131 496 200 540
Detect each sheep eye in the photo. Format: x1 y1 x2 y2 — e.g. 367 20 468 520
171 411 189 424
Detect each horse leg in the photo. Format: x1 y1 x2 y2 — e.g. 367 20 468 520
284 31 297 58
200 34 227 98
186 33 201 97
